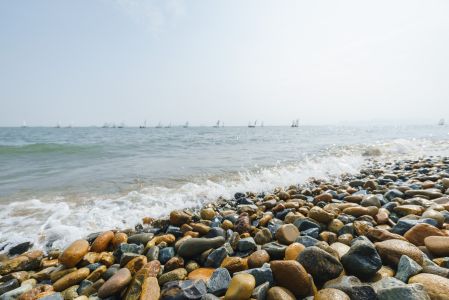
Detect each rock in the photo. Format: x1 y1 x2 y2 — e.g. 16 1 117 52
394 205 425 216
377 283 430 300
248 250 270 268
235 264 274 286
284 242 305 260
297 246 343 284
323 275 376 300
315 288 350 300
236 237 257 253
330 242 350 259
8 242 32 256
170 210 192 225
0 279 19 296
38 293 63 300
0 281 33 300
315 193 333 202
146 246 159 261
361 195 381 208
127 233 154 245
188 268 215 281
375 239 424 266
234 213 251 234
395 255 423 282
266 286 296 300
177 237 225 258
59 240 90 268
403 223 446 246
343 206 378 217
161 280 207 300
0 251 43 275
158 247 175 265
201 208 216 220
112 232 128 248
207 268 231 296
270 260 311 297
371 277 405 293
308 206 334 224
409 273 449 299
254 228 272 245
140 277 160 300
252 282 270 300
97 268 132 298
20 285 55 300
424 236 449 257
91 231 114 253
341 239 382 279
275 224 300 245
158 268 187 285
224 273 255 300
220 256 246 273
262 242 286 260
53 268 90 292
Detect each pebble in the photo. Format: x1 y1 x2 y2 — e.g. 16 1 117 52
206 267 231 296
177 237 225 257
375 239 424 266
140 277 160 300
341 239 382 278
315 288 350 300
158 268 187 286
297 246 343 284
403 223 445 246
169 210 192 225
97 268 132 298
394 255 422 282
187 268 214 281
53 268 90 292
323 275 376 300
270 260 311 297
254 228 272 245
275 224 300 245
284 242 305 260
424 236 449 257
409 273 449 299
266 286 296 300
58 240 90 268
224 273 255 300
247 250 270 268
91 231 114 253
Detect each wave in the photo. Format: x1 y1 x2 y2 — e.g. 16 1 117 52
0 137 448 252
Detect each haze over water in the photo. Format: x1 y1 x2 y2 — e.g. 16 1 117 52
1 125 449 250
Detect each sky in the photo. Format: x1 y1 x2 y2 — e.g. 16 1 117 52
1 0 449 127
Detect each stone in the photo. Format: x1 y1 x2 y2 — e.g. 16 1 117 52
0 282 33 300
248 250 270 268
205 247 227 268
112 232 128 248
0 279 19 296
315 193 333 202
409 273 449 300
375 239 424 266
254 228 272 245
236 237 257 253
275 224 300 245
297 246 343 284
284 242 305 260
377 283 430 300
127 233 154 245
308 206 334 224
207 267 231 296
177 237 225 258
91 231 114 253
341 239 382 279
53 268 90 292
158 247 175 265
220 256 246 273
164 256 184 272
261 242 286 260
235 264 274 286
86 265 107 282
20 285 55 300
0 251 43 275
266 286 296 300
8 242 32 256
343 206 378 217
361 195 381 208
125 255 147 275
201 208 216 220
146 246 159 261
158 268 187 285
323 275 376 300
394 205 425 216
188 268 215 281
315 288 350 300
270 260 311 297
140 277 160 300
59 240 90 268
424 236 449 257
234 213 251 234
330 242 350 259
252 282 270 300
403 223 446 246
97 268 132 298
371 277 405 293
170 210 192 225
224 273 255 300
395 255 423 282
161 280 207 300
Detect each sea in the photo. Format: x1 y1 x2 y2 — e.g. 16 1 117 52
0 125 448 251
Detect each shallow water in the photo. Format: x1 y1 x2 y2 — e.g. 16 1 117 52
0 125 448 251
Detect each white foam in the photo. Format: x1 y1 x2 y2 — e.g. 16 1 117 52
1 138 448 252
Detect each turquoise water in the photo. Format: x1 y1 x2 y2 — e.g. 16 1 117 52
0 125 448 250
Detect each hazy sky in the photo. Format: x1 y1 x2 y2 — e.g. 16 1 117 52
1 0 449 126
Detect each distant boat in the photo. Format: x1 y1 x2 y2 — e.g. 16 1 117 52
66 123 73 128
248 120 257 128
139 120 147 128
55 122 61 128
438 118 445 126
261 121 264 127
21 121 28 128
102 123 109 128
213 120 221 128
183 121 189 128
118 123 125 128
155 122 163 128
164 123 172 128
291 119 299 127
112 123 117 128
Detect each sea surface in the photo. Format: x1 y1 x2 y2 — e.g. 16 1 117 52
0 125 449 251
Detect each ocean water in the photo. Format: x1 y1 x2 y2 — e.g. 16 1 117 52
0 125 449 251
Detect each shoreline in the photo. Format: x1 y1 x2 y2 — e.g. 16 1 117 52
0 156 448 299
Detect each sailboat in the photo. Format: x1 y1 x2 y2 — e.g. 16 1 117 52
438 118 445 126
118 122 125 128
183 122 189 128
261 121 264 127
155 122 163 128
248 120 257 128
165 123 172 128
139 120 147 128
55 122 61 128
291 119 299 127
213 120 221 128
102 123 109 128
21 121 28 128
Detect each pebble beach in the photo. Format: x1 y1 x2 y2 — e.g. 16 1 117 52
1 156 449 299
